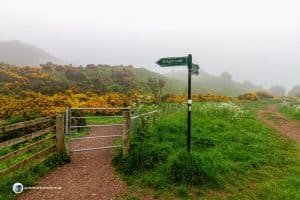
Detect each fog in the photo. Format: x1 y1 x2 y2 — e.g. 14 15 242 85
1 0 300 89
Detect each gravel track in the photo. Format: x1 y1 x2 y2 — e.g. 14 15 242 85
18 125 126 200
257 104 300 143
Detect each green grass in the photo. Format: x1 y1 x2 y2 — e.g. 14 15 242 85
65 127 90 141
113 101 300 199
0 132 56 167
85 116 123 125
0 139 55 170
0 151 70 200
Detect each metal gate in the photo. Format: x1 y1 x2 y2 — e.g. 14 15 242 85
65 107 129 152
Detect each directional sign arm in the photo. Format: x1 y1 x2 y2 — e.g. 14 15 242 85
156 56 188 67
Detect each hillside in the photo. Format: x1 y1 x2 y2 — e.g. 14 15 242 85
0 62 263 96
0 63 168 95
0 40 63 66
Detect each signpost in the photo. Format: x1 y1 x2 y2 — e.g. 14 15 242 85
156 54 198 152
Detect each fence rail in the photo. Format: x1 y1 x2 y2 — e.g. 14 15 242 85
131 110 159 120
0 144 56 177
0 126 55 148
130 104 183 130
0 135 56 163
71 145 121 152
71 116 123 119
0 116 54 134
0 113 65 177
71 135 123 141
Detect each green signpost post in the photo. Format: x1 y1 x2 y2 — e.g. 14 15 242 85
156 54 199 152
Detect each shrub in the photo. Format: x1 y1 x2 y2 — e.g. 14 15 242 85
256 91 273 99
280 98 300 120
164 93 232 103
70 110 86 131
238 92 258 101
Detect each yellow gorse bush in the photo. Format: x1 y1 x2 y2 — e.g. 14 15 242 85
0 89 157 120
238 93 259 101
237 91 273 101
0 91 129 119
165 93 232 103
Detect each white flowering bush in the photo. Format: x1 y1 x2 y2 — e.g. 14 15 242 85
292 105 300 113
280 98 300 120
280 99 300 114
197 102 247 121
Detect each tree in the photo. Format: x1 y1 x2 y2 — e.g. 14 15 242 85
111 67 136 92
220 72 232 81
288 85 300 97
269 85 286 97
147 78 166 104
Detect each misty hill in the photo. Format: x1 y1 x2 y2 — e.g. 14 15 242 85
0 63 168 95
0 62 262 97
0 40 63 66
165 70 263 96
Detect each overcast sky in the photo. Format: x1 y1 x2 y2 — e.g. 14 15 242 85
1 0 300 89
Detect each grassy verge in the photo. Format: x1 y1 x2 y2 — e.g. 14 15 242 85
0 151 70 200
279 105 300 121
113 101 300 199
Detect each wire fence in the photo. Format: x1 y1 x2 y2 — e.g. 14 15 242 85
130 103 184 134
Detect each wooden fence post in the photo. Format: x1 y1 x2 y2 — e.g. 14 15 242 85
65 107 69 134
123 108 131 155
56 112 65 151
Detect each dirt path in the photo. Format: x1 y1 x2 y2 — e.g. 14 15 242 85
257 104 300 143
18 126 126 200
